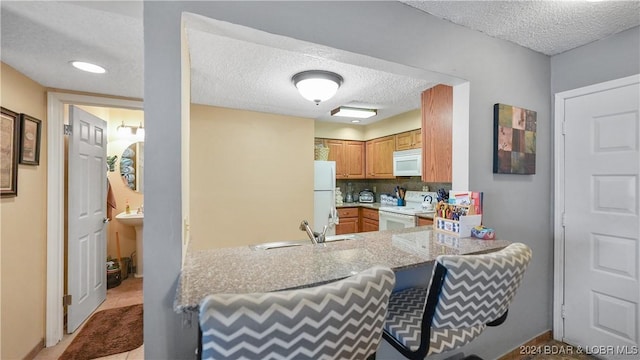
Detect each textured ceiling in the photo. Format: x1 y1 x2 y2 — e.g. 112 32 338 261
1 1 143 99
186 18 437 123
1 1 638 124
402 0 640 56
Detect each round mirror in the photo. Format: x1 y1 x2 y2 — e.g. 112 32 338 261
120 142 144 193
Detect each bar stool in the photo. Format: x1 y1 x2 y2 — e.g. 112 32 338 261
383 243 532 359
199 265 396 360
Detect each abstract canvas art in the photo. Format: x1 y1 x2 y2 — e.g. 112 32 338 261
493 103 537 174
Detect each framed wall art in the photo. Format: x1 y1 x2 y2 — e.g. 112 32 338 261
1 107 20 197
493 103 537 175
19 113 42 165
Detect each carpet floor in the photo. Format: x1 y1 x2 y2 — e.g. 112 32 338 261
58 304 143 360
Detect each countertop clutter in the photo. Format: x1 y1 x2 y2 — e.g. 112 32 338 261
174 226 510 313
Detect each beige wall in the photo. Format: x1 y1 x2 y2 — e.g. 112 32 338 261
190 105 314 250
363 109 421 139
77 105 144 264
314 122 365 140
314 109 421 141
0 62 47 359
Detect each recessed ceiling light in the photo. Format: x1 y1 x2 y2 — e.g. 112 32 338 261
70 61 106 74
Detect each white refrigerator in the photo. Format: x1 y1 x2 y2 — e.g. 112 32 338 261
314 161 337 236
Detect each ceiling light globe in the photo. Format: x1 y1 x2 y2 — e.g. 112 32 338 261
292 70 343 105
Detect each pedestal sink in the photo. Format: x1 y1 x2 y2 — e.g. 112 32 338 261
115 212 144 277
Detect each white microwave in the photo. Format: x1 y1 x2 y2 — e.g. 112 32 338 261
393 149 422 176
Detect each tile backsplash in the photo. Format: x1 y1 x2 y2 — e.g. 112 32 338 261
336 177 451 202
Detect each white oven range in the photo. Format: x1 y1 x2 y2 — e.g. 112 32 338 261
378 190 436 231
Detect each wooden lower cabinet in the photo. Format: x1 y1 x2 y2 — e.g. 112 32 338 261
336 207 359 235
361 218 379 232
336 207 379 234
417 217 433 226
360 208 379 232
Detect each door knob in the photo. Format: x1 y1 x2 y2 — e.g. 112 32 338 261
103 218 110 224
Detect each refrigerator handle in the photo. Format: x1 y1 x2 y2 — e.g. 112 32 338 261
330 165 338 226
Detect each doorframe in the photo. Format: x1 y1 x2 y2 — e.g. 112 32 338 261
45 92 143 347
552 74 640 342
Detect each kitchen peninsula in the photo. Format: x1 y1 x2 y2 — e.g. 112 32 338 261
174 226 510 313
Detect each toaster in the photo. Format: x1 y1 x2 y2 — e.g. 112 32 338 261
358 190 375 203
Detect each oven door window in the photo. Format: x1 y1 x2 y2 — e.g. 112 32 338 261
379 211 416 230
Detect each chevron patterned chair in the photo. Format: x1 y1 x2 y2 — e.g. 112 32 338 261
198 265 396 360
383 242 532 360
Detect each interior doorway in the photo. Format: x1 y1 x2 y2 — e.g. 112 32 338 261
553 74 640 354
46 92 144 347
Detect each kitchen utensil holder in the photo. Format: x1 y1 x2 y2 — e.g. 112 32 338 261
433 202 481 237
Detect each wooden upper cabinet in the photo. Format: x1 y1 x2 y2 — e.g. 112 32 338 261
421 85 452 183
321 139 365 179
395 129 422 151
366 135 395 179
344 141 366 178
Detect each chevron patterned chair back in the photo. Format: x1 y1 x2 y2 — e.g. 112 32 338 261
383 242 532 360
198 265 396 360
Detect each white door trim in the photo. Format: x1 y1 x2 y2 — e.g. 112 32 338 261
552 74 640 342
45 92 142 347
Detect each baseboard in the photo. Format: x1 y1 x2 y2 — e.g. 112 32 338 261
498 330 553 360
24 338 45 360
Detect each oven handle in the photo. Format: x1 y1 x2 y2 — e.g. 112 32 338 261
378 210 416 222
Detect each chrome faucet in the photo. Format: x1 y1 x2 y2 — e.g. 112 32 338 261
299 220 328 244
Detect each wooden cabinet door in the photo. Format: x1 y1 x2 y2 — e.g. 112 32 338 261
366 141 374 178
344 141 365 179
336 217 359 234
360 208 379 221
361 218 379 232
417 217 433 226
412 129 422 149
325 139 347 179
367 135 395 179
319 139 365 179
421 85 452 182
395 129 422 151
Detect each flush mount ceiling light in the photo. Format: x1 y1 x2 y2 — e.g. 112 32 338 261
331 106 377 119
292 70 343 105
70 61 106 74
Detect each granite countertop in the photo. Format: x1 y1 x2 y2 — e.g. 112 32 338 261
174 227 510 313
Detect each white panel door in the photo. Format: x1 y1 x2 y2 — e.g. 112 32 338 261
67 106 108 333
564 81 639 357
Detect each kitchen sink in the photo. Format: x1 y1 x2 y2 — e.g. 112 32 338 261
249 240 308 251
249 234 360 250
324 234 358 242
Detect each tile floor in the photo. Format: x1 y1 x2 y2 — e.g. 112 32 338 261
34 277 144 360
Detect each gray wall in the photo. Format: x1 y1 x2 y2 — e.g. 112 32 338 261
144 2 553 358
551 26 640 94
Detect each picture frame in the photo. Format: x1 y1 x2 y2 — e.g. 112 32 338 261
1 107 20 197
19 113 42 165
493 103 537 175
